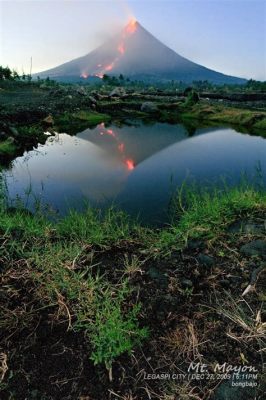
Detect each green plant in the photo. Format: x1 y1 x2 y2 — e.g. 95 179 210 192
89 281 148 378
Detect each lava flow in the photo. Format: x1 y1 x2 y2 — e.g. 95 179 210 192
98 123 135 171
81 18 137 79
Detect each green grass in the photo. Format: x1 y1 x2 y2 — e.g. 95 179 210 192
55 110 111 134
0 140 17 156
254 118 266 131
180 103 266 133
18 124 45 140
88 280 148 372
57 207 138 243
73 110 111 124
154 184 266 253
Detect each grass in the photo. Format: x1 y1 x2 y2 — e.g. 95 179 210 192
55 110 111 134
180 103 266 134
0 140 17 156
1 184 266 398
73 110 111 124
153 183 266 254
88 279 148 378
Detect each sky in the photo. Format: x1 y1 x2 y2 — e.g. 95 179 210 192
0 0 265 80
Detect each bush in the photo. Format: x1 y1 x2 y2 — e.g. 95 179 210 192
89 281 148 371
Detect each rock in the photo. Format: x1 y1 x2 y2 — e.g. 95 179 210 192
0 131 7 140
187 240 205 250
228 220 265 234
213 375 257 400
76 86 87 96
90 90 103 100
148 267 169 288
228 220 246 233
197 253 215 267
6 136 15 144
220 279 231 288
88 96 97 105
109 87 126 97
40 83 49 89
181 278 193 288
42 115 54 126
240 240 266 258
244 223 265 235
9 126 19 137
140 101 158 113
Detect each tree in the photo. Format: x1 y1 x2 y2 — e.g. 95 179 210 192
0 66 12 80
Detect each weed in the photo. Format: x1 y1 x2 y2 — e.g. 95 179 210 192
89 280 148 378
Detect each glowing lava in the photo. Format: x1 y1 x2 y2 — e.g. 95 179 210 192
125 18 137 34
97 123 135 171
125 159 134 170
118 143 125 152
105 62 115 71
82 18 138 79
118 43 125 54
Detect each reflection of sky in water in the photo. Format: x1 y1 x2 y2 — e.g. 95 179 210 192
3 122 266 224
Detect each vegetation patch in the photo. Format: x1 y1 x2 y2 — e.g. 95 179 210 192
180 103 266 134
0 139 17 156
54 110 111 134
0 185 265 399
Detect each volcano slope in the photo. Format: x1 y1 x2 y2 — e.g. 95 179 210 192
37 20 246 84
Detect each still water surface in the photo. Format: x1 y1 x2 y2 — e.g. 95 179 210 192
4 122 266 223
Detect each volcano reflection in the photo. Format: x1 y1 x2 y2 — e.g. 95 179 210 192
77 122 188 170
4 122 266 224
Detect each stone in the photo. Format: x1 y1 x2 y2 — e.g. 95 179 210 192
6 136 15 144
140 101 158 113
228 220 265 234
244 223 265 235
181 278 193 288
197 253 215 267
0 131 7 140
213 375 257 400
240 240 266 258
187 240 205 250
88 96 97 104
148 267 169 288
42 115 54 126
76 86 87 96
9 126 19 137
109 87 126 97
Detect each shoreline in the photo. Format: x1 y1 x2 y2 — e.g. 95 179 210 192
0 80 266 164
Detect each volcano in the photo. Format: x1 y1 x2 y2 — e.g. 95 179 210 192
37 20 245 84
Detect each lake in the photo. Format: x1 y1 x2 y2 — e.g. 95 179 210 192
3 121 266 224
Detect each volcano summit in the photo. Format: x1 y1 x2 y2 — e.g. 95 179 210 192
37 20 245 84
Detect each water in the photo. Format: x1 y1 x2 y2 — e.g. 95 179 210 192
3 121 266 224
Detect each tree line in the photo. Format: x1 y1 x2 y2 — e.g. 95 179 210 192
0 66 32 81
